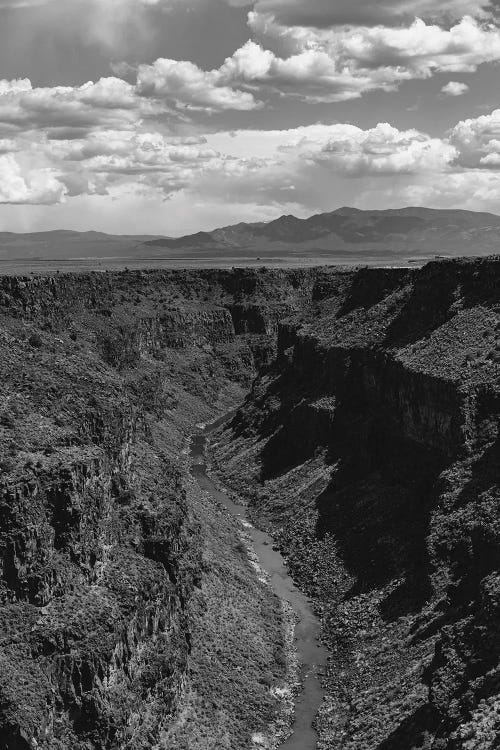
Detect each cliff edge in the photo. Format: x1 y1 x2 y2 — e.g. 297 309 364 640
0 268 317 750
211 257 500 750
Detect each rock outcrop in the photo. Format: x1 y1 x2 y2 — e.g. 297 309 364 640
211 257 500 750
1 260 498 749
0 267 317 749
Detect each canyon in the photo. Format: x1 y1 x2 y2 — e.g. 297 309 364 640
0 258 498 749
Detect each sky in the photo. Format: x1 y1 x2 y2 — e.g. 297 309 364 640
1 0 500 235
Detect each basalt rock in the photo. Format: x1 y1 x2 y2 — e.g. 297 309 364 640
2 259 498 749
211 257 500 750
0 266 323 749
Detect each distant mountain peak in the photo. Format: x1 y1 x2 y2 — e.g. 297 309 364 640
141 206 500 263
332 206 364 215
1 208 500 266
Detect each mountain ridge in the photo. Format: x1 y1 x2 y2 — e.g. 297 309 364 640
1 207 500 264
142 206 500 259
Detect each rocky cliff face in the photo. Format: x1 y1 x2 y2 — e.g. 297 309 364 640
211 257 500 750
2 261 498 749
0 267 320 750
0 284 201 749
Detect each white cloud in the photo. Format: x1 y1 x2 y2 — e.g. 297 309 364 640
0 77 156 136
136 58 259 111
2 0 500 224
0 118 459 206
37 127 265 201
368 170 500 214
183 15 500 104
448 109 500 167
292 123 457 175
130 15 500 106
4 118 500 231
248 13 500 81
0 153 66 204
4 64 500 217
441 81 470 95
55 117 500 212
216 40 386 102
334 16 500 73
159 122 459 211
4 2 500 107
0 79 32 94
247 0 493 28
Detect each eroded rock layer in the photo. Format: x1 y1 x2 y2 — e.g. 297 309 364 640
0 268 318 750
211 258 500 750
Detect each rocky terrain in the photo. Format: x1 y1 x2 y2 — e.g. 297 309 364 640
0 259 498 750
0 268 317 750
211 257 500 750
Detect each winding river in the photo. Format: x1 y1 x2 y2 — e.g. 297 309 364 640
190 417 329 750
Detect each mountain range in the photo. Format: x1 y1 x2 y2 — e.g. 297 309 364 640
143 206 500 261
1 207 500 266
0 230 163 262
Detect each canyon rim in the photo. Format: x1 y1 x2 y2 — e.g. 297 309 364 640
0 259 498 749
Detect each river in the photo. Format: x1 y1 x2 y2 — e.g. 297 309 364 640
189 417 329 750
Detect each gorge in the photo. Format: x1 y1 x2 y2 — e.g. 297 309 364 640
0 258 498 749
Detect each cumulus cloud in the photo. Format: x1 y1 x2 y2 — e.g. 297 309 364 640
4 65 500 212
32 127 262 202
292 123 457 175
56 116 500 209
448 109 500 167
0 115 459 206
366 170 500 214
249 12 500 66
187 15 500 103
0 69 258 148
0 153 66 204
53 131 237 194
333 17 500 73
4 1 500 107
114 122 457 205
247 0 493 28
170 120 500 216
0 77 155 136
129 16 500 108
216 40 379 102
136 58 259 111
194 129 500 219
442 81 470 95
0 79 31 94
4 0 500 223
120 6 500 107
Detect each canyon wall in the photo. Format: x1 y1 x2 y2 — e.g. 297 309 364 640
1 260 498 749
0 268 318 750
211 257 500 750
